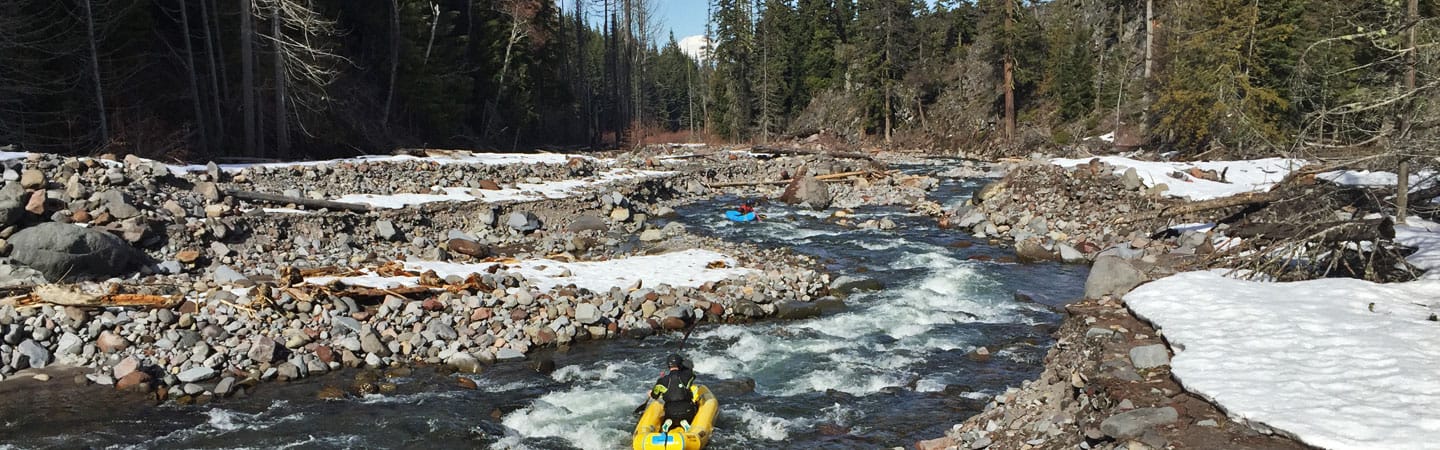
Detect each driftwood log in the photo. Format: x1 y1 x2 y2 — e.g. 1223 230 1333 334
226 189 373 213
1226 218 1395 243
704 170 882 188
0 285 182 309
1113 191 1281 224
750 146 875 161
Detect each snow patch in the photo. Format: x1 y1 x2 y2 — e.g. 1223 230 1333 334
1126 271 1440 449
1051 156 1307 201
306 249 753 293
1317 169 1438 191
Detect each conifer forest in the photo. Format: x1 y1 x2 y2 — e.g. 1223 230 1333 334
1 0 1437 161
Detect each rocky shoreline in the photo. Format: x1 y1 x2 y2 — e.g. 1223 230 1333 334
916 158 1334 450
0 147 939 405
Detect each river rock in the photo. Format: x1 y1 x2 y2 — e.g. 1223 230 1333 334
214 377 236 397
830 275 883 294
507 212 541 232
495 348 525 361
639 229 664 241
213 265 249 285
1056 243 1085 263
574 303 602 325
609 206 632 222
447 238 488 258
116 371 152 392
248 336 280 363
177 367 216 383
567 214 608 232
1015 239 1057 263
18 339 50 368
95 190 139 219
97 330 129 353
361 332 391 356
780 171 832 210
1100 407 1179 440
112 356 140 379
9 222 136 281
375 220 402 241
427 321 459 341
0 200 22 227
447 352 482 374
774 301 821 320
1129 344 1170 370
19 169 44 189
1084 256 1147 299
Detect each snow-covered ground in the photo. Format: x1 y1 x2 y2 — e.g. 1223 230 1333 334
306 249 753 294
1126 271 1440 449
329 168 671 209
1318 169 1438 191
1051 156 1307 200
1128 215 1440 449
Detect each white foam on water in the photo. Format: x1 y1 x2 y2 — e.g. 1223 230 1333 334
477 378 539 393
550 361 634 383
113 401 307 449
732 406 794 441
206 408 244 431
780 367 910 397
915 378 948 392
496 386 635 450
356 389 461 405
856 239 906 251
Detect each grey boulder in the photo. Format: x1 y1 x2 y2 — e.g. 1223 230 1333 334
9 222 137 281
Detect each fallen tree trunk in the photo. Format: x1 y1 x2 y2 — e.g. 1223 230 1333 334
705 171 881 188
751 146 874 161
0 285 183 309
1226 218 1395 243
226 189 372 213
1113 191 1280 224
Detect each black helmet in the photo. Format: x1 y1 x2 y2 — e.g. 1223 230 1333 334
666 354 685 368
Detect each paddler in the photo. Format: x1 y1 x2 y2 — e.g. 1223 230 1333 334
639 354 700 431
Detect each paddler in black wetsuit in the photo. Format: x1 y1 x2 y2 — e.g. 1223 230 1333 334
646 354 699 431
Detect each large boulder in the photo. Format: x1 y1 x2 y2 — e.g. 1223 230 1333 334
1083 255 1147 299
9 222 137 281
0 200 24 227
507 212 542 232
779 169 832 210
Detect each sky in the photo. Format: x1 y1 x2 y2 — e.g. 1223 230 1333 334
654 0 710 41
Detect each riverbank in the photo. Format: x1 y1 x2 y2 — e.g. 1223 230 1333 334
919 154 1438 450
0 146 939 405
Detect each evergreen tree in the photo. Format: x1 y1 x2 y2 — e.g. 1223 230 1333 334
709 0 755 139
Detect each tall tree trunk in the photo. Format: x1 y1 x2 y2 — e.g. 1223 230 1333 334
240 0 256 156
272 3 288 156
83 0 108 148
883 10 892 144
180 0 210 154
200 0 226 149
383 0 400 130
208 0 230 103
1397 0 1418 224
424 2 439 64
1139 0 1153 137
1002 0 1014 144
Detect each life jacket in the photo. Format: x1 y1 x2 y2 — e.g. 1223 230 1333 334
652 368 698 411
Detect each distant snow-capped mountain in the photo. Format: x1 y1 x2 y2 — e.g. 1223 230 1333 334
678 35 709 62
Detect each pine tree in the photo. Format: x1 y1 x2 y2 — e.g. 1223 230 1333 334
1151 0 1297 154
709 0 755 139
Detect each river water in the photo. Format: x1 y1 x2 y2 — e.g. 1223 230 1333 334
0 163 1087 450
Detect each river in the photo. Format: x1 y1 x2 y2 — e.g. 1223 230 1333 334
0 162 1087 450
